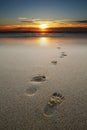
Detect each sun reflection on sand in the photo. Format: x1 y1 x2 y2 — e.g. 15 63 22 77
0 35 87 47
40 37 48 46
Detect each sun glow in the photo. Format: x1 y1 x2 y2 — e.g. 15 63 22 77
39 37 50 46
39 24 47 29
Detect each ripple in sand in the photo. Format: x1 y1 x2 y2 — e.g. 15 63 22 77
25 86 38 96
31 75 46 82
43 92 64 117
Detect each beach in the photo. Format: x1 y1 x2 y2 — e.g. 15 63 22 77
0 34 87 130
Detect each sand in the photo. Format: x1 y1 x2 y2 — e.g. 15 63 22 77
0 35 87 130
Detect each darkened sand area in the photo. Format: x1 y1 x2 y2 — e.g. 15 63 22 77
0 34 87 130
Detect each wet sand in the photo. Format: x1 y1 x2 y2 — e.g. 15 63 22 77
0 36 87 130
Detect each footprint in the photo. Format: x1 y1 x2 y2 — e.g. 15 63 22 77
57 46 61 49
31 75 46 82
60 55 63 58
51 61 57 65
43 92 64 117
25 86 38 96
43 102 57 117
60 52 67 58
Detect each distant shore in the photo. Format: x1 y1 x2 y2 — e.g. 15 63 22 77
0 32 87 38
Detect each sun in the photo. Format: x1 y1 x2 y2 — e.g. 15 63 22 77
39 24 47 29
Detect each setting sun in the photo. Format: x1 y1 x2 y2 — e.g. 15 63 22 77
39 24 47 29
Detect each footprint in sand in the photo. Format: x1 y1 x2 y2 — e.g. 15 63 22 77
51 61 57 65
25 86 38 96
31 75 46 82
60 52 67 58
26 75 46 96
57 46 61 49
43 92 64 117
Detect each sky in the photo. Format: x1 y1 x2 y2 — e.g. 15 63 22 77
0 0 87 31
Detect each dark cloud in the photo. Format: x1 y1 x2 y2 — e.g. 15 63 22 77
71 20 87 24
76 20 87 23
21 20 34 23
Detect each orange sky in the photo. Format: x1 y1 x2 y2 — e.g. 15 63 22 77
0 20 87 32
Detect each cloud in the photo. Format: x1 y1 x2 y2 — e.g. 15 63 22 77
18 17 69 24
21 20 34 23
18 17 28 20
18 17 41 25
65 20 87 24
17 17 87 28
74 20 87 23
51 19 87 24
